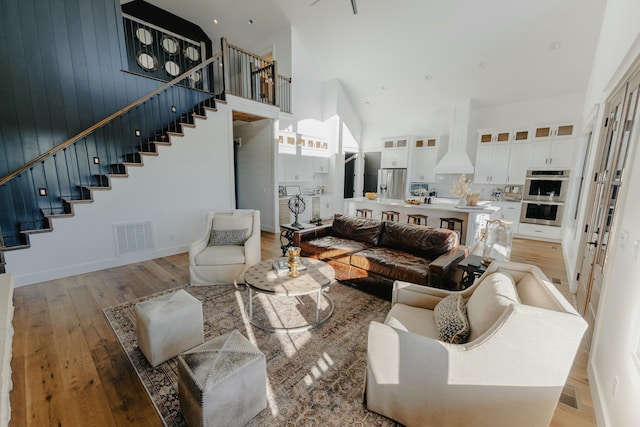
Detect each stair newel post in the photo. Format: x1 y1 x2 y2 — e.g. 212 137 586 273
221 37 230 97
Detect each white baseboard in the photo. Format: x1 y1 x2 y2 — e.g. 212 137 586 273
9 245 188 287
588 358 610 427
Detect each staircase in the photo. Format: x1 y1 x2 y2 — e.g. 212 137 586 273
0 98 219 252
0 35 291 259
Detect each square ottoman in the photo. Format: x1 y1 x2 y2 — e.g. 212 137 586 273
135 289 204 367
178 330 267 427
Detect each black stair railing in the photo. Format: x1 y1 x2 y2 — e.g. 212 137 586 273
0 54 222 250
0 32 293 251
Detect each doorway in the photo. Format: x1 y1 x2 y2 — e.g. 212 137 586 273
363 152 381 194
576 68 640 347
344 152 357 199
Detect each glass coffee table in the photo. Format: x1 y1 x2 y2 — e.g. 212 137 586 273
243 258 335 333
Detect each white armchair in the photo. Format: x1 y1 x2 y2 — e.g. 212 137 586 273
365 261 587 427
189 210 261 285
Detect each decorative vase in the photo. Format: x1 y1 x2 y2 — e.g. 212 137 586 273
482 219 513 265
466 193 479 206
287 247 302 277
459 196 467 206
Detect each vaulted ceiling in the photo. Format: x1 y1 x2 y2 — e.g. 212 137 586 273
131 0 606 132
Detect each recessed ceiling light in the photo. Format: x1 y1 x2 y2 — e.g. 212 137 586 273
381 84 387 90
247 19 254 25
478 60 488 69
550 41 562 50
425 74 433 81
365 101 371 105
212 18 218 24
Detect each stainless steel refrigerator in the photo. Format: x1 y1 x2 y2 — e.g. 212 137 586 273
378 168 407 199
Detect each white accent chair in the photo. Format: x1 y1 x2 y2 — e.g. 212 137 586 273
189 210 261 285
365 261 588 427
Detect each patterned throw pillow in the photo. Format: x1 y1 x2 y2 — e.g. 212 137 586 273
434 294 470 344
208 229 248 246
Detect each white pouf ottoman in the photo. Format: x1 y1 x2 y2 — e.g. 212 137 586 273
178 330 267 427
135 289 204 367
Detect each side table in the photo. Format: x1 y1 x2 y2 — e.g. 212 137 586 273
457 255 488 289
279 222 323 255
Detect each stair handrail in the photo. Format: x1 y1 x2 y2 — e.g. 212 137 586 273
0 54 220 187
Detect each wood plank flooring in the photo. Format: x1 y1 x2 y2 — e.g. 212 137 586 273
9 234 595 426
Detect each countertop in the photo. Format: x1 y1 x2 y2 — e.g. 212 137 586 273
349 197 500 214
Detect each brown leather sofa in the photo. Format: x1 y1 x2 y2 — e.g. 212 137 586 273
293 214 468 299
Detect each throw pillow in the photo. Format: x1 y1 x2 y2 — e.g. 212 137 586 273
208 229 249 246
434 294 470 344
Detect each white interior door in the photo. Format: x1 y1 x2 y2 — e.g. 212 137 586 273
576 72 640 347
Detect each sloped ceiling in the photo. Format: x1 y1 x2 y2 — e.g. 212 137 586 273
128 0 606 132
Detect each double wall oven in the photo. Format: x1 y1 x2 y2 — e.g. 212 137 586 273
520 170 569 227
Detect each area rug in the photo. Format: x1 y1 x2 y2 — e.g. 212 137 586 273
103 282 398 426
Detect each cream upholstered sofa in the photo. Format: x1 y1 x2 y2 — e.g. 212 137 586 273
365 261 587 427
189 210 261 285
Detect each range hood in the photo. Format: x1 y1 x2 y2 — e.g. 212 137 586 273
434 99 475 174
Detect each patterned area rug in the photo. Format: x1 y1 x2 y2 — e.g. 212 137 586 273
103 282 398 426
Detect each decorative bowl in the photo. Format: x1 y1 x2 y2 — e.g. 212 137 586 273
405 199 421 205
365 192 378 200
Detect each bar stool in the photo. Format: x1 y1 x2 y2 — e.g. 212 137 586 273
381 210 400 221
407 214 428 225
440 217 464 242
356 208 373 218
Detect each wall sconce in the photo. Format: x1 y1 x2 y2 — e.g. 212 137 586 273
39 188 47 196
171 106 177 113
93 157 100 164
135 130 141 137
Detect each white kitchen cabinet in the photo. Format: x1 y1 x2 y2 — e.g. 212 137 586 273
381 147 409 168
528 122 576 169
474 144 510 184
381 136 410 168
320 195 334 219
518 223 561 240
478 129 512 144
382 137 409 149
506 143 530 185
532 123 576 140
529 136 575 169
499 201 522 234
410 138 438 182
280 154 327 182
312 157 330 173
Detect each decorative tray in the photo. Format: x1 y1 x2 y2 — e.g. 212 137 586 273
404 199 422 205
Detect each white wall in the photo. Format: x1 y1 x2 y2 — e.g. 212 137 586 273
234 118 278 233
571 0 640 425
5 104 235 286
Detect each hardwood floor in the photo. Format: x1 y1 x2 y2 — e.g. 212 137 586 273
9 234 595 426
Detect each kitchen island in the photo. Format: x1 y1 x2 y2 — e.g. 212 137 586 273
345 197 500 248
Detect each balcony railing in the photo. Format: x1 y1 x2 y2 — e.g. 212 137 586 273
122 16 291 111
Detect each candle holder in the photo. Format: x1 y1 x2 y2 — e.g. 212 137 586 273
287 247 302 277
